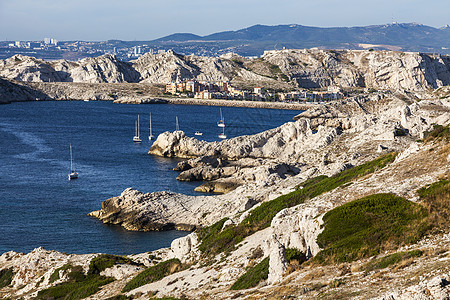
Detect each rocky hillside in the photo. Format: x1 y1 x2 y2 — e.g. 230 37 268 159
1 49 449 94
2 94 448 299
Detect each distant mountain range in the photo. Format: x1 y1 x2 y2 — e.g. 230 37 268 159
1 23 449 61
149 23 450 56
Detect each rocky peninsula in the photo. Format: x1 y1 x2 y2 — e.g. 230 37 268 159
1 49 450 299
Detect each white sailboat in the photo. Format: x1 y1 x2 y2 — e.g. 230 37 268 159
217 108 225 128
218 126 227 139
68 144 78 180
175 116 180 131
148 112 154 141
195 131 203 136
133 114 142 143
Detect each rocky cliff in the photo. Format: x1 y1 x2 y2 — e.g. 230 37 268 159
1 49 449 93
2 94 449 299
1 93 450 299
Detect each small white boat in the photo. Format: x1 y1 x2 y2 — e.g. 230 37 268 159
149 112 154 140
68 144 78 180
195 131 203 136
217 108 225 128
218 127 227 139
133 115 142 143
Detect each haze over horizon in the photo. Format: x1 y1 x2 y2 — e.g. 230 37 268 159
1 0 449 41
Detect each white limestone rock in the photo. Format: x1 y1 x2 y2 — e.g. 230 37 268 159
168 233 200 263
267 235 288 285
100 264 143 280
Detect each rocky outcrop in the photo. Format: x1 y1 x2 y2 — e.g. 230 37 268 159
148 119 337 162
0 78 51 103
267 235 288 285
1 49 449 92
88 187 257 231
260 49 450 91
0 54 139 83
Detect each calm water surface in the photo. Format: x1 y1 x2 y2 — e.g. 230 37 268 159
0 101 303 255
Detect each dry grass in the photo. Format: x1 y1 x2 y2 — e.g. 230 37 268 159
302 268 325 281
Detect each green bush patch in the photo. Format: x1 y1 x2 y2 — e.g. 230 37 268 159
122 259 182 293
364 250 423 272
37 265 114 300
230 257 269 290
198 153 397 257
417 179 450 232
423 124 450 142
285 248 306 264
49 264 73 283
314 193 428 264
0 267 14 288
89 254 138 275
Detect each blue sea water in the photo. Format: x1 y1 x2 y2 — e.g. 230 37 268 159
0 100 303 255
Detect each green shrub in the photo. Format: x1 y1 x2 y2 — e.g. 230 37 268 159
230 257 269 290
122 259 182 293
88 254 137 275
364 250 423 272
423 124 450 142
285 248 306 264
37 265 114 300
0 267 14 288
49 264 73 283
313 193 428 264
418 179 450 199
417 179 450 232
198 153 397 258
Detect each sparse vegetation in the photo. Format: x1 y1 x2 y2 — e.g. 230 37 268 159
122 259 182 293
230 257 269 290
418 179 450 232
363 250 423 272
313 193 428 264
49 264 73 283
105 295 130 300
36 254 140 299
423 124 450 142
198 153 397 257
88 254 138 275
285 248 306 264
0 268 14 288
37 265 114 300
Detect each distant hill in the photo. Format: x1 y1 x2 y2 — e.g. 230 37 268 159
149 23 450 56
155 33 202 42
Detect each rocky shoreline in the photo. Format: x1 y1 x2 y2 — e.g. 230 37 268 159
1 48 450 299
90 94 450 234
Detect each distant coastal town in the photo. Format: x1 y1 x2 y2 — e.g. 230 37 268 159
165 80 342 102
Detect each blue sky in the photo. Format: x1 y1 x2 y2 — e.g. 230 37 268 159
1 0 449 41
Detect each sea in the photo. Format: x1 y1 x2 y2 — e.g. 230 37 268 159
0 100 303 255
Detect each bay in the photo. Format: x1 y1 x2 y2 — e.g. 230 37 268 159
0 100 303 255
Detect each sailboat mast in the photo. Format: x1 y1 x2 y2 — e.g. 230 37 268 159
70 144 73 171
176 116 179 131
137 114 140 137
149 113 152 136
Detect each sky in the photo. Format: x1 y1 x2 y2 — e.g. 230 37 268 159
1 0 449 41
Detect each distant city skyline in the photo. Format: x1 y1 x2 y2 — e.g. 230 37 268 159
1 0 449 41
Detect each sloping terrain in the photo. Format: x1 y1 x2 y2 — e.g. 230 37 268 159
1 95 449 299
